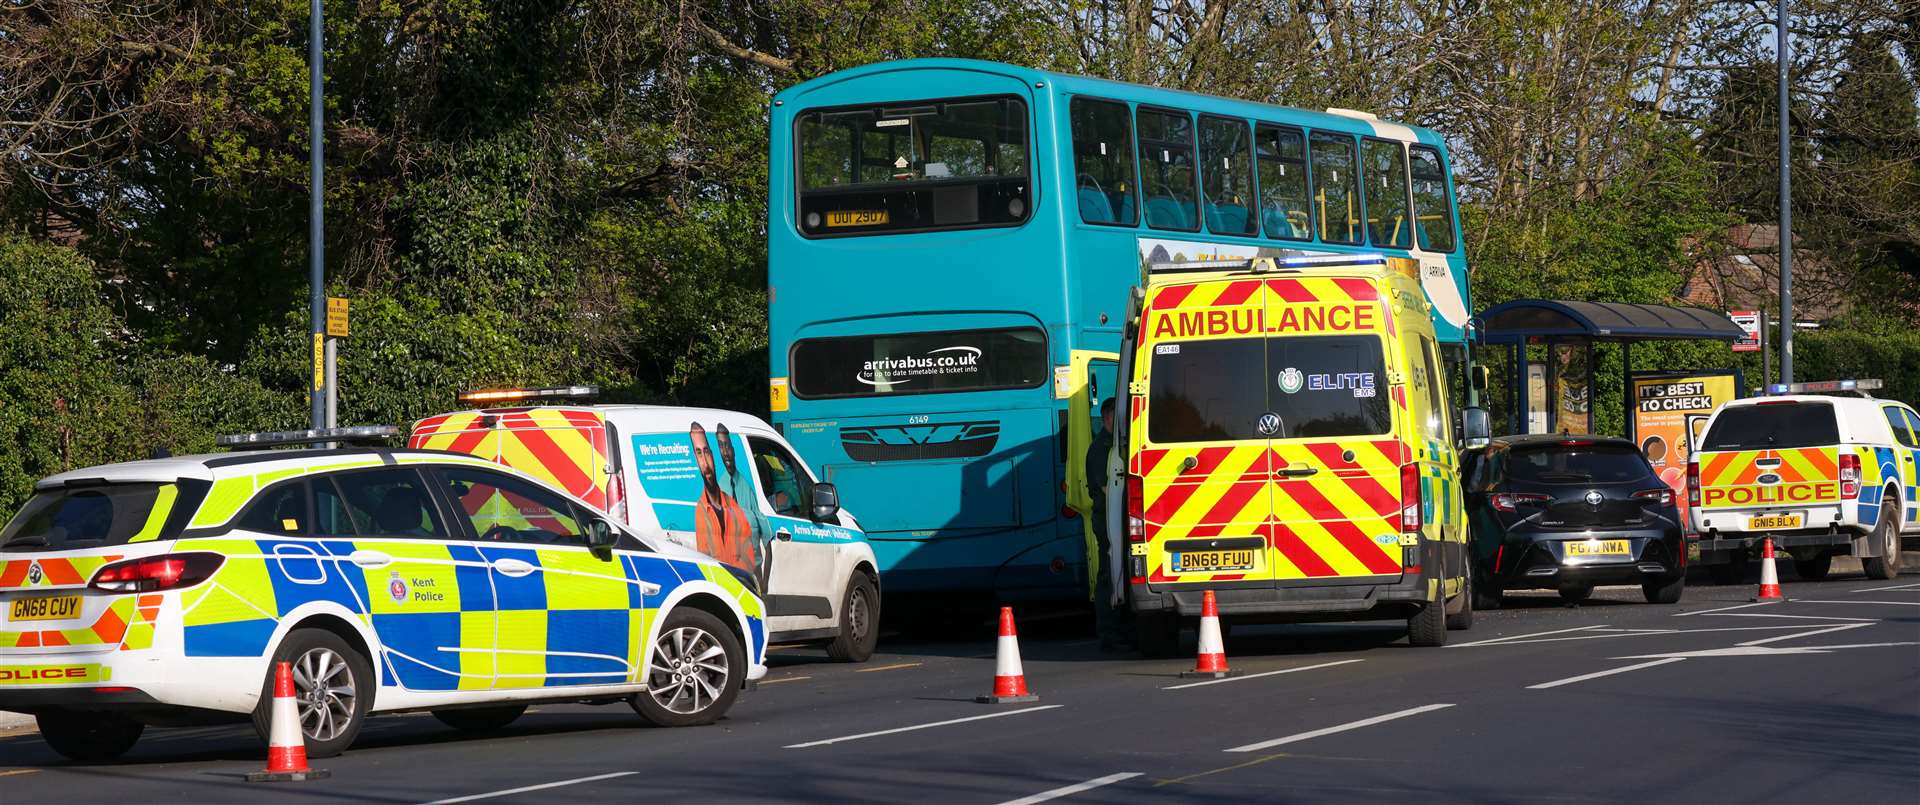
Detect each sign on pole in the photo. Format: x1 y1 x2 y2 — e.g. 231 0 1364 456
326 297 350 338
1729 310 1760 352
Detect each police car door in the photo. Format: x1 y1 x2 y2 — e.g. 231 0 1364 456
746 437 841 627
442 467 632 690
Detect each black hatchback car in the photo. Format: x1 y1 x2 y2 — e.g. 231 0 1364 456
1463 434 1687 605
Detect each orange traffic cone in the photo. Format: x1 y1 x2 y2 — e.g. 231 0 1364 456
1752 537 1786 602
246 661 330 782
1181 590 1241 679
976 607 1039 704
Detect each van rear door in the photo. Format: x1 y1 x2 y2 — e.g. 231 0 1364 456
1696 402 1843 520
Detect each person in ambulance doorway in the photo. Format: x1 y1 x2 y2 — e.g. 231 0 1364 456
691 421 753 571
1088 398 1133 651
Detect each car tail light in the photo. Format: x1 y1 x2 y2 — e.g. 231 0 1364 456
1490 492 1550 512
1127 473 1146 585
1840 453 1860 497
1400 464 1423 533
1687 460 1701 507
1632 488 1674 507
89 553 224 593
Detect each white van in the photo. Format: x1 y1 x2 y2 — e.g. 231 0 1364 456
412 389 880 660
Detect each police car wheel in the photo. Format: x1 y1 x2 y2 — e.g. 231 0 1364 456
631 608 743 727
826 573 880 662
36 711 143 762
432 705 527 733
1864 501 1902 581
251 628 372 759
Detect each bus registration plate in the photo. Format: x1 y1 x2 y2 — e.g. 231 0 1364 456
10 595 81 623
825 210 889 227
1172 550 1255 573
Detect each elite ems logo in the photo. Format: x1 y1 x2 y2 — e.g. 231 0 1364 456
1278 368 1304 395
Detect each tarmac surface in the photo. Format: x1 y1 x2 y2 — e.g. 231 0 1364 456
2 566 1917 804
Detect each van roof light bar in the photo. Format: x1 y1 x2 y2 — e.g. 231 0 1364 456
216 426 399 449
457 385 600 404
1764 379 1883 397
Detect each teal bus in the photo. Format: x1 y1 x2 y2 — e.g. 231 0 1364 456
767 58 1471 605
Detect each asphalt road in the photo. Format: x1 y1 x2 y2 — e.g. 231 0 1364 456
3 569 1917 804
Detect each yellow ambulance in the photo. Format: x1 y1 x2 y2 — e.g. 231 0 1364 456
1118 255 1487 653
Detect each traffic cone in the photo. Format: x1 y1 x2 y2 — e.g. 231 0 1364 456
1181 590 1241 679
976 607 1039 704
1752 537 1786 602
246 661 330 782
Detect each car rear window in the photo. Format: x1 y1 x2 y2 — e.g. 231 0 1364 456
1701 403 1838 451
1148 335 1389 442
1507 445 1654 484
1 483 181 551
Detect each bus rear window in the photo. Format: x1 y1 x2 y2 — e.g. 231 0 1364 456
791 327 1048 398
1701 403 1838 451
796 96 1030 237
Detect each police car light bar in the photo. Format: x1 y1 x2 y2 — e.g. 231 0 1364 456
216 426 400 449
457 385 600 404
1147 259 1264 275
1765 379 1884 396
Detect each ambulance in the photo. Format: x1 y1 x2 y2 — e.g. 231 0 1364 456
0 427 766 762
1117 255 1488 654
411 390 880 661
1690 379 1915 581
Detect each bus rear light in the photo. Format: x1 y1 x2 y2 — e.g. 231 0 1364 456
1839 453 1860 497
90 553 224 594
1400 464 1422 533
1687 461 1701 507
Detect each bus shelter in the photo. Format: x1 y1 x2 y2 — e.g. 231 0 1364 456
1475 300 1747 436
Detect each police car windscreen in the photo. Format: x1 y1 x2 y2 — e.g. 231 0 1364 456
1701 403 1837 451
1149 335 1389 442
791 327 1048 398
0 484 171 551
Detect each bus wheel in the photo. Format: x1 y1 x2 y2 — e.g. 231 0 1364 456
36 711 143 762
1133 612 1182 658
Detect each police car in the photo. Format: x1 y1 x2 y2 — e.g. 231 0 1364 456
0 427 767 762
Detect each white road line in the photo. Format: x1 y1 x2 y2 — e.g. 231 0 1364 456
1738 622 1873 646
1716 612 1879 622
1853 582 1920 593
1674 601 1778 617
1224 703 1455 753
1793 599 1920 606
1445 626 1604 648
1789 641 1920 651
1162 659 1364 690
783 705 1063 749
420 771 637 805
1527 658 1687 690
995 772 1142 805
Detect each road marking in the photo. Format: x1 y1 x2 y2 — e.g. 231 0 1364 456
1618 645 1830 658
1790 641 1920 651
1853 582 1920 593
1793 600 1920 607
1162 659 1364 690
1445 625 1604 647
420 771 637 804
1449 624 1815 648
0 769 39 778
995 772 1142 805
1224 703 1454 753
1674 601 1778 617
1715 612 1878 622
759 675 811 685
1527 658 1686 690
1738 622 1873 646
784 705 1063 749
856 662 923 673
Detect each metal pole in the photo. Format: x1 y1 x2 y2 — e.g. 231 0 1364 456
325 339 338 429
1622 340 1633 440
1777 0 1794 385
1760 308 1772 391
307 0 327 430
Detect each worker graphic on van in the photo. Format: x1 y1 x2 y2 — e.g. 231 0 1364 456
691 422 755 571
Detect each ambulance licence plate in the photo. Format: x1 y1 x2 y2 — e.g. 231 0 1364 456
1750 514 1803 530
9 594 81 623
825 210 888 227
1172 550 1255 573
1564 540 1630 557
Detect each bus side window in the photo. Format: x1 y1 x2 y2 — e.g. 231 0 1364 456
1309 132 1361 244
1362 139 1412 249
1136 108 1198 231
1198 115 1255 236
1070 97 1137 226
1255 125 1310 240
1409 145 1457 252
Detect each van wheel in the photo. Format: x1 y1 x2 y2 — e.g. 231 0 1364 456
1408 587 1448 647
631 607 743 727
36 711 143 762
1445 574 1474 631
1864 501 1902 580
825 573 880 662
1134 612 1182 658
251 628 372 759
432 705 526 733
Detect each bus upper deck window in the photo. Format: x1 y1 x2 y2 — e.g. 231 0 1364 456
1136 109 1198 232
795 96 1031 237
1409 146 1457 252
1070 98 1137 226
1309 132 1361 245
1199 116 1255 236
1255 125 1309 240
1362 139 1412 249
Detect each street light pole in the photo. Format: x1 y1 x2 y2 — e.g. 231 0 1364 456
1777 0 1794 385
307 0 327 430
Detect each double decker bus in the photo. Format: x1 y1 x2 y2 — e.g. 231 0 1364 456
767 59 1471 607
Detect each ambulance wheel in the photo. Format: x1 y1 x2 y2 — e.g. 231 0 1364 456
432 705 527 733
1707 561 1746 585
631 607 743 727
36 711 143 762
825 572 880 662
251 628 372 759
1792 553 1832 581
1864 501 1902 580
1445 574 1474 631
1134 612 1182 658
1407 592 1448 646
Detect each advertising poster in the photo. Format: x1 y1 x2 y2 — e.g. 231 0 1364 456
630 424 766 584
1631 371 1740 522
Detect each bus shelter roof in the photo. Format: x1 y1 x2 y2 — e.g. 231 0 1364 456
1475 300 1745 344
